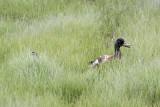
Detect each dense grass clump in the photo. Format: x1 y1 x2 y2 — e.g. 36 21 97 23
0 0 160 107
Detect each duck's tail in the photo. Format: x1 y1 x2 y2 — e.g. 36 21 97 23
88 59 99 68
88 60 94 64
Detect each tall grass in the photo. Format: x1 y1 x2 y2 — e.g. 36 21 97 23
0 0 90 20
0 0 160 107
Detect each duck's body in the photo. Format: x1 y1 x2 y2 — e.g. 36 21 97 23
89 38 130 68
89 55 114 67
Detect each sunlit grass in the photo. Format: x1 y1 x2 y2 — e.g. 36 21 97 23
0 0 160 107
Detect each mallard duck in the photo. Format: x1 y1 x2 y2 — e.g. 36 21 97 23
89 38 131 68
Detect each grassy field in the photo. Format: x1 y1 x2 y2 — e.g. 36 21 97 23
0 0 160 107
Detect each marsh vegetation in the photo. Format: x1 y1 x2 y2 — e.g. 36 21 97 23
0 0 160 107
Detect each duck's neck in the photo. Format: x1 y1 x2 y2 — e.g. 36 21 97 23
114 48 121 59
